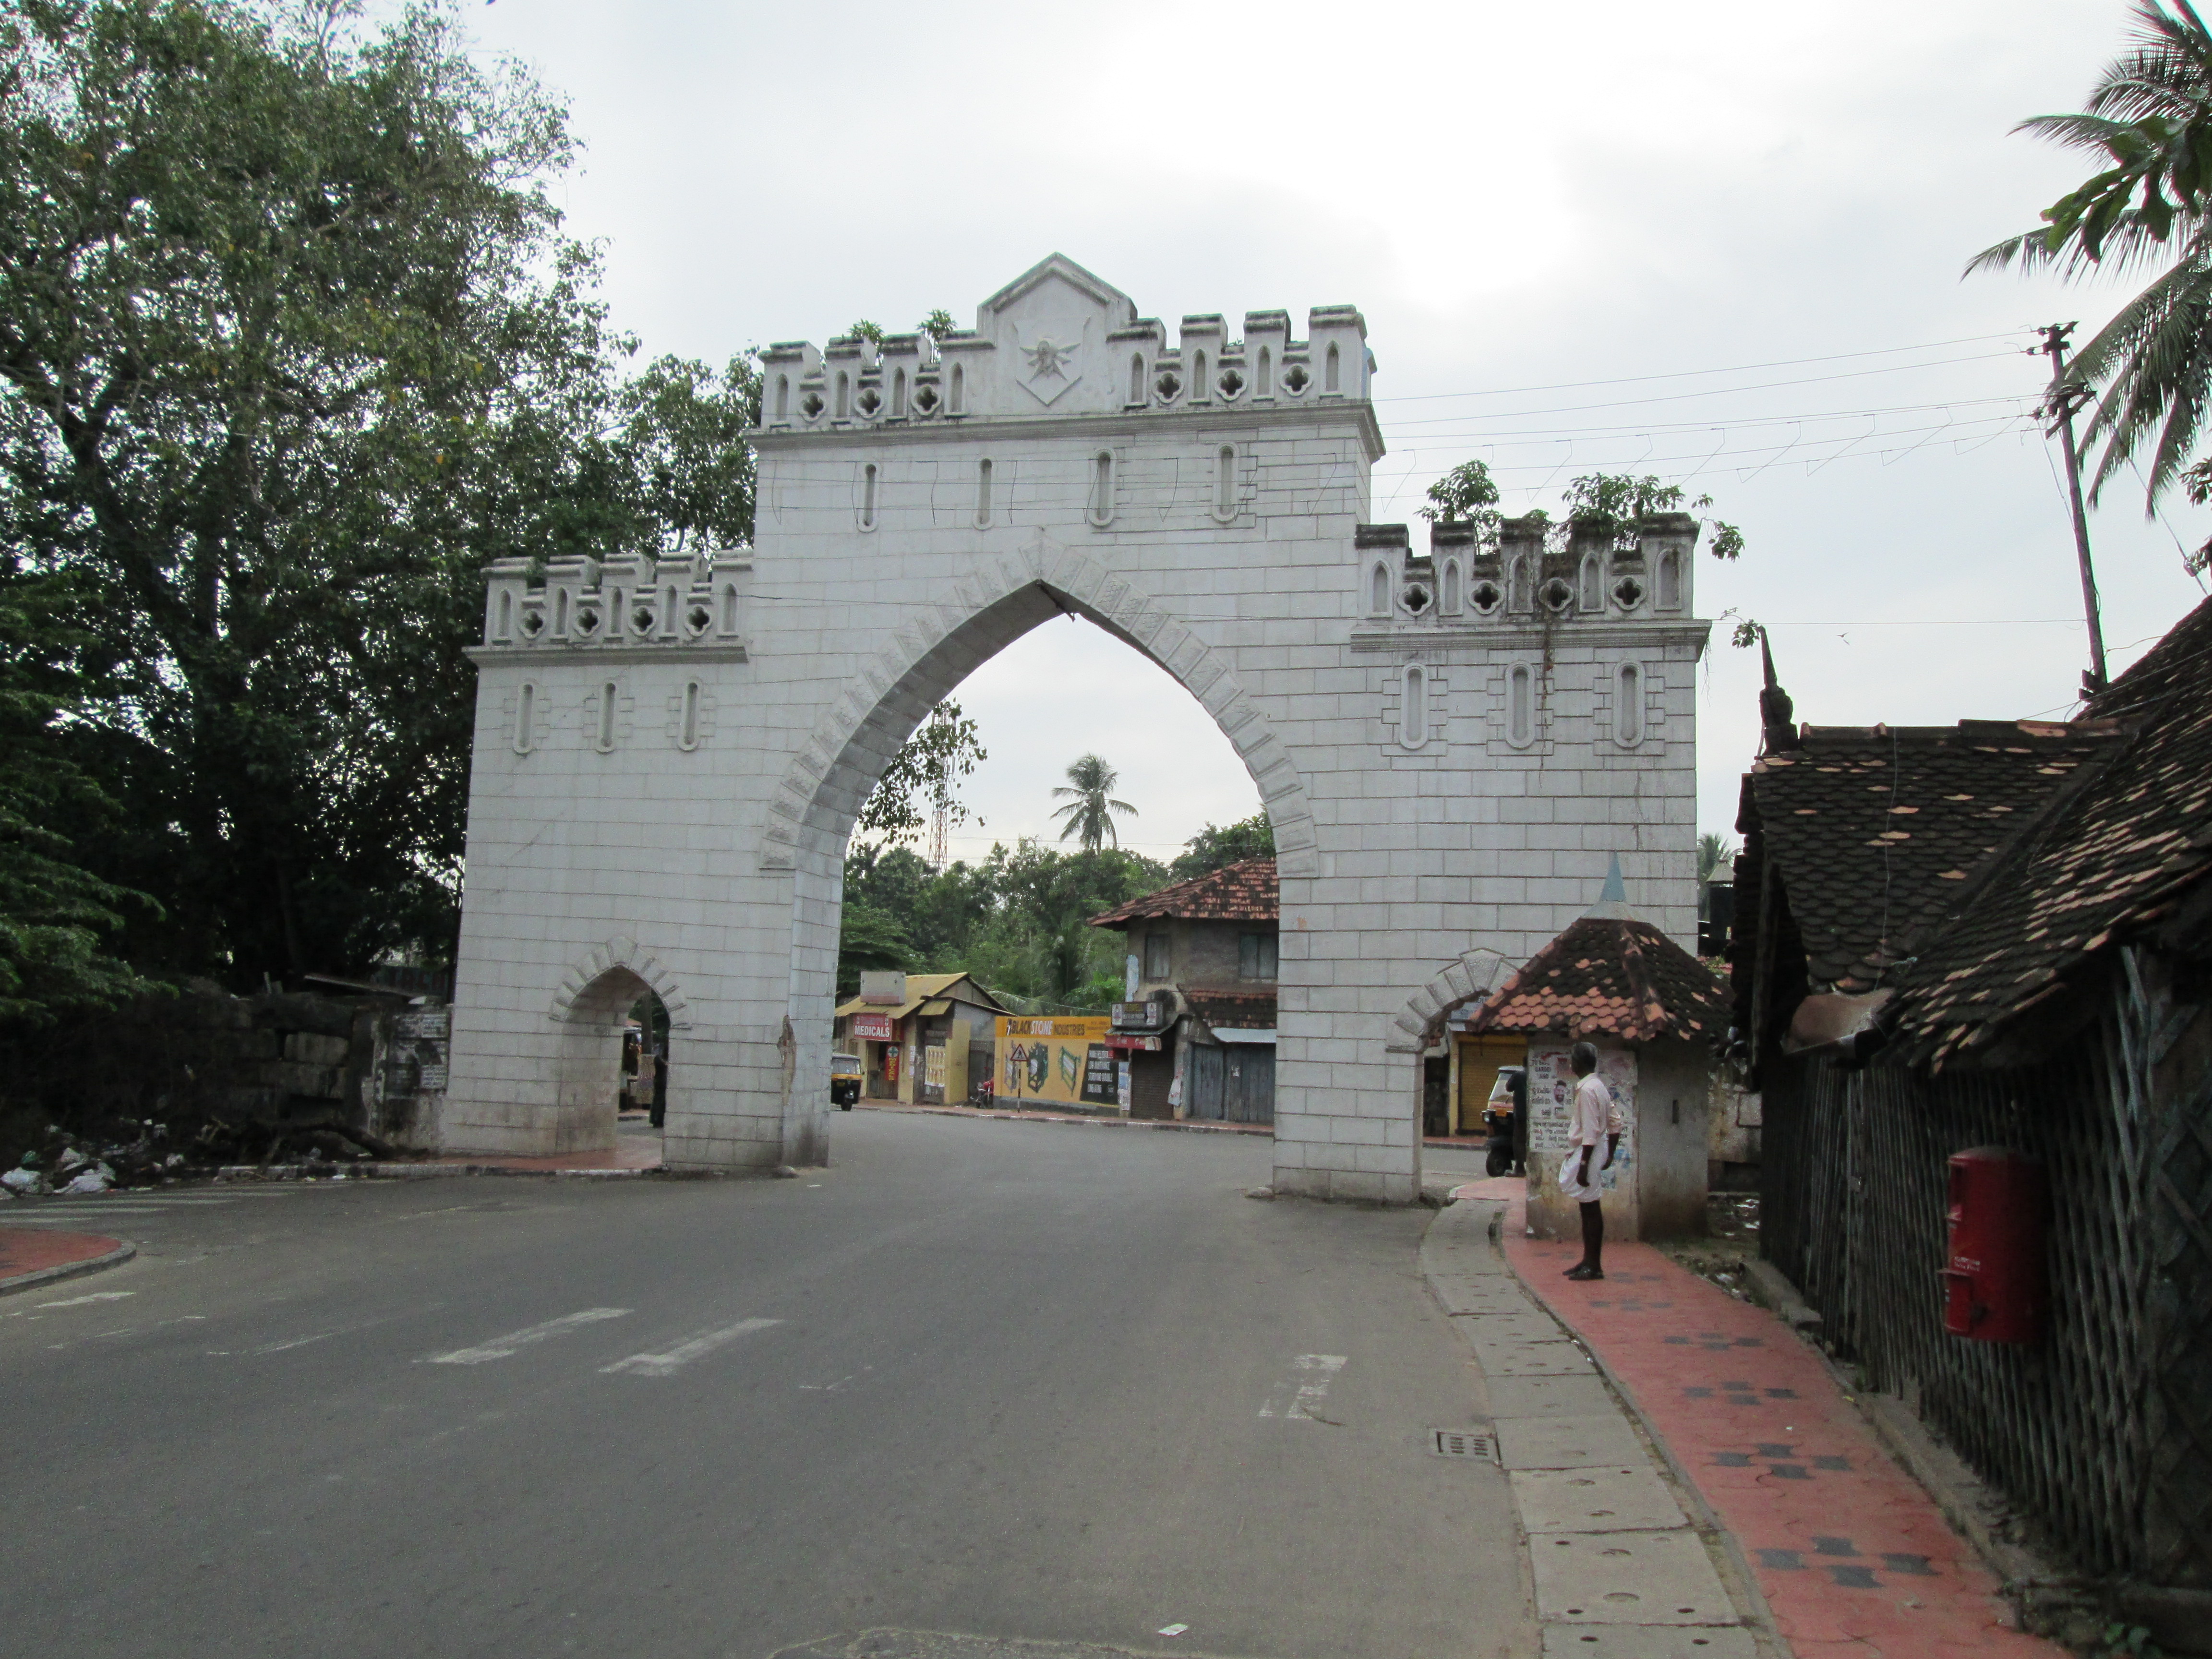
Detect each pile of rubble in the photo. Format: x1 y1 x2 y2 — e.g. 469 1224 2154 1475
0 1110 408 1196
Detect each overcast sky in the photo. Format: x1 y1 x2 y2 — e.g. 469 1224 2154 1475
441 0 2207 869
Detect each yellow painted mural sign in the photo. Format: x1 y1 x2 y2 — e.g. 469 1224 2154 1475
994 1016 1118 1107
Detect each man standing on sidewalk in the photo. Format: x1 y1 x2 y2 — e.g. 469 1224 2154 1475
1561 1041 1612 1281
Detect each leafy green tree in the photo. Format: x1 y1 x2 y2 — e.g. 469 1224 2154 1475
1050 754 1137 853
1560 474 1744 560
1697 833 1737 884
0 570 151 1020
857 700 987 844
1419 458 1502 538
1969 1 2212 517
0 0 642 986
1169 812 1275 880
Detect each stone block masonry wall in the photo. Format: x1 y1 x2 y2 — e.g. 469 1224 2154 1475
443 255 1709 1200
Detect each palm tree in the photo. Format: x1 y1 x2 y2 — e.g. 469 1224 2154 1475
1050 754 1136 854
1970 1 2212 510
1698 833 1736 885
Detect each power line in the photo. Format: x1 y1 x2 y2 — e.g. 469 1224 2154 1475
1377 355 2027 424
1371 332 2032 403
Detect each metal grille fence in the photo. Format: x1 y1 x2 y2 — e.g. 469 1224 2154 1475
1762 992 2211 1587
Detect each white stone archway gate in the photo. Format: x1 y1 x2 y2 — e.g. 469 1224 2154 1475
442 254 1709 1201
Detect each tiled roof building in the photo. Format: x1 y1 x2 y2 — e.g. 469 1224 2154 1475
1467 912 1727 1043
1732 595 2212 1608
1087 858 1278 927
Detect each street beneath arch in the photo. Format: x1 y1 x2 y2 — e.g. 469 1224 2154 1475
0 1113 1527 1658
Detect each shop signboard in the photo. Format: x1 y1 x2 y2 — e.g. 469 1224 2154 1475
848 1012 894 1043
995 1015 1118 1107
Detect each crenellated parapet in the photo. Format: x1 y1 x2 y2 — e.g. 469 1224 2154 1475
1351 512 1701 643
474 548 751 658
756 253 1374 433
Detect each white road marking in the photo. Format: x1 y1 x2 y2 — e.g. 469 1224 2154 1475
601 1317 781 1377
36 1291 135 1308
426 1307 630 1365
255 1332 336 1354
1259 1353 1348 1421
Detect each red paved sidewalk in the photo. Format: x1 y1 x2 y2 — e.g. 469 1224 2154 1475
1498 1192 2062 1658
0 1226 131 1293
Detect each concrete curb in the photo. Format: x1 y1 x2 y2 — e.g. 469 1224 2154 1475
0 1239 137 1299
1421 1199 1781 1659
855 1103 1272 1137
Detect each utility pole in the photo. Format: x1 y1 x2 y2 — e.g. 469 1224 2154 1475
2037 323 2110 695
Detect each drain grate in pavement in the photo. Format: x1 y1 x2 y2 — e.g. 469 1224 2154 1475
1432 1428 1500 1462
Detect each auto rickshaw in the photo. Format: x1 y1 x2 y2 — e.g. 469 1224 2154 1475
830 1052 863 1110
1484 1065 1526 1178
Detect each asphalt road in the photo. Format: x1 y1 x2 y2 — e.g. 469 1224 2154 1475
0 1114 1529 1659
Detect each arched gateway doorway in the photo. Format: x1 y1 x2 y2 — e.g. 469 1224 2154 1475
442 255 1708 1202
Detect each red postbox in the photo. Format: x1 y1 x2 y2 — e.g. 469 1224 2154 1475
1939 1146 2048 1344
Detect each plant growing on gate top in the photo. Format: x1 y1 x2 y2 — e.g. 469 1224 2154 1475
1419 462 1744 563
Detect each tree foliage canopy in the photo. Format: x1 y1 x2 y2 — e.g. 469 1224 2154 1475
0 0 830 1015
1168 812 1274 881
1970 1 2212 526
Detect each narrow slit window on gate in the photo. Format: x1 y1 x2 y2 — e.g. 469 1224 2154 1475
513 682 536 754
496 589 513 641
1129 353 1145 405
950 363 965 415
861 463 878 529
1657 548 1682 610
1214 445 1236 518
775 374 789 420
679 681 702 750
596 681 618 753
975 457 993 526
1440 559 1461 615
555 588 570 637
1370 562 1390 617
891 369 906 417
1089 452 1114 525
1325 341 1340 393
1403 664 1428 745
1507 664 1535 746
835 372 850 421
1192 349 1209 400
1258 346 1273 397
1616 662 1644 746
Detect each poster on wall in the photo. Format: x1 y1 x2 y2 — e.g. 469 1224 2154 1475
1526 1045 1637 1193
995 1017 1115 1107
924 1046 948 1090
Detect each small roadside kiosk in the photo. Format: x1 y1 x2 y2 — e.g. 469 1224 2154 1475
1461 884 1729 1242
832 972 1009 1106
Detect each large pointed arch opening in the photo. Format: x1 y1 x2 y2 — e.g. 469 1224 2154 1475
759 545 1319 1166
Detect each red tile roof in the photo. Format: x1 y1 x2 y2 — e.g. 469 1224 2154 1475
1087 858 1278 927
1466 914 1729 1043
